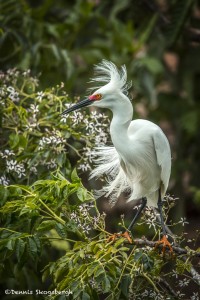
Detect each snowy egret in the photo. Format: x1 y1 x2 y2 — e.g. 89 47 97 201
62 60 172 252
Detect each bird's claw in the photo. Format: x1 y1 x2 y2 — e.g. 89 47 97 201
155 235 173 256
107 231 133 244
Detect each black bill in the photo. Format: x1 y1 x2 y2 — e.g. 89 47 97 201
61 98 92 115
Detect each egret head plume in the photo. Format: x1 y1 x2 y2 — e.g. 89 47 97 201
61 60 132 115
89 60 132 96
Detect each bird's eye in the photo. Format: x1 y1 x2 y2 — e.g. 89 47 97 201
95 94 102 100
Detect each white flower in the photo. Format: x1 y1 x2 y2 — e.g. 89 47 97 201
45 159 57 169
0 175 10 186
84 119 93 130
146 218 156 230
149 291 164 300
78 162 91 172
82 224 91 234
38 131 65 151
70 111 84 126
172 270 178 278
30 104 39 113
179 217 189 226
176 291 185 298
178 278 190 287
15 162 26 178
93 216 100 226
70 212 77 220
36 91 44 102
190 292 199 300
25 121 39 131
6 160 17 170
6 160 26 178
7 86 20 102
0 149 15 159
29 166 37 174
22 70 31 77
60 115 67 123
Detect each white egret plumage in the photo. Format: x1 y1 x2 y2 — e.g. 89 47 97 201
62 60 172 252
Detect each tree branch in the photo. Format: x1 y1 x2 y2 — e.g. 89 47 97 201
127 236 200 286
131 237 200 258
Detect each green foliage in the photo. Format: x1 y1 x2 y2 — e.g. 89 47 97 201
0 174 199 299
0 1 200 299
165 0 195 46
0 69 110 187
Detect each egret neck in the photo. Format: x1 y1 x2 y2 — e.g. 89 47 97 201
110 94 133 156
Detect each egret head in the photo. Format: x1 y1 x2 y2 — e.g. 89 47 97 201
61 60 132 115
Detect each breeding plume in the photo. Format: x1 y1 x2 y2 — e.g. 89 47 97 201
62 60 172 252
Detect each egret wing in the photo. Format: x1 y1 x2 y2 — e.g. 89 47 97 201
152 129 171 194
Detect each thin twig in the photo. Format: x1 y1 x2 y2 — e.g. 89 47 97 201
158 277 178 298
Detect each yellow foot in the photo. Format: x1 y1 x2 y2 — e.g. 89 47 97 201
155 235 173 255
107 231 133 244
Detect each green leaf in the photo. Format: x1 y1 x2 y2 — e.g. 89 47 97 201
113 238 125 248
176 258 192 275
55 223 66 238
77 187 87 201
33 236 41 253
120 275 131 299
82 291 90 300
9 133 20 149
94 265 105 278
102 275 111 293
166 0 195 45
37 220 57 232
134 250 143 261
0 185 9 205
6 239 14 251
71 168 81 183
27 237 38 259
87 262 99 276
16 239 26 262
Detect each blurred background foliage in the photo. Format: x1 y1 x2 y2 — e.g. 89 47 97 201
0 0 200 297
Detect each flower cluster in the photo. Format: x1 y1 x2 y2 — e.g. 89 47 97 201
0 175 10 186
61 103 110 172
38 129 66 153
24 101 42 132
0 69 38 106
85 111 109 146
6 160 26 178
7 86 20 102
0 149 15 159
0 85 20 104
70 202 102 235
138 289 165 300
0 149 26 182
70 204 93 234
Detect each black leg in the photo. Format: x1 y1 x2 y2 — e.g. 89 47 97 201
128 197 147 231
157 188 167 235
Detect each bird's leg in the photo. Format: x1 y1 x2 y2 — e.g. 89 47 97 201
155 189 173 255
107 197 147 244
128 197 147 231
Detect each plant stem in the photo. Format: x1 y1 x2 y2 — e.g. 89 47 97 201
142 272 160 294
